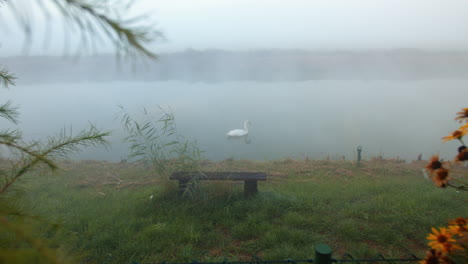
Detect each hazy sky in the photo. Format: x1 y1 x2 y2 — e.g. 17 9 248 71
1 0 468 55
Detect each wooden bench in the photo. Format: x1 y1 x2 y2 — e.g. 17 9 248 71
170 171 267 196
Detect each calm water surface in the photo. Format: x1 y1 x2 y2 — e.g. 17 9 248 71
3 80 467 161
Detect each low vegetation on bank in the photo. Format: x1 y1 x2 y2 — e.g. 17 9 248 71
2 157 466 263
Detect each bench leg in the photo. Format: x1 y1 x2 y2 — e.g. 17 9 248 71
178 180 189 195
244 180 258 196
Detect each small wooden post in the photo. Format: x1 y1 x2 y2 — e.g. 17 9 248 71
314 244 332 264
357 145 363 167
244 180 258 196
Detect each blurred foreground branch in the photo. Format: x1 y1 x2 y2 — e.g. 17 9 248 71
2 0 163 59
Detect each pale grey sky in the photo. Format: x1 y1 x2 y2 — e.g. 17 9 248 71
1 0 468 55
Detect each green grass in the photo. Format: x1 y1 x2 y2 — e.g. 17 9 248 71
2 159 467 263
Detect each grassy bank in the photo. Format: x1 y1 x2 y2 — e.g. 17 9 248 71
3 158 467 263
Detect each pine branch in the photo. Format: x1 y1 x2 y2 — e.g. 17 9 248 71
0 101 20 124
4 0 161 59
0 139 58 171
74 1 159 59
0 129 21 144
0 126 110 195
0 67 16 88
42 125 111 158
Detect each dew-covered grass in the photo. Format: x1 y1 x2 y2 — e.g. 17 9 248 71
3 158 467 263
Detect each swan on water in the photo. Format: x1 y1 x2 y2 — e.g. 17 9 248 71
226 120 251 143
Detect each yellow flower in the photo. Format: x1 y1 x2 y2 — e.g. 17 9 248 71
442 129 467 142
455 107 468 123
427 227 457 252
419 249 451 264
432 168 451 188
460 122 468 131
448 217 468 236
440 241 462 253
448 225 467 237
454 146 468 163
449 217 467 227
425 155 444 174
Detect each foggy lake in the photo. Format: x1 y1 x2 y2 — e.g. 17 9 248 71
2 79 467 162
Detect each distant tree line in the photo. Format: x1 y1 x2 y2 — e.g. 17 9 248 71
4 49 468 84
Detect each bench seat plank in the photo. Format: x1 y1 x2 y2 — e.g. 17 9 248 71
170 171 267 196
170 171 267 181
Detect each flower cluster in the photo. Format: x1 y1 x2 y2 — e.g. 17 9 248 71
420 217 467 264
421 108 468 264
442 107 468 145
425 155 450 188
424 108 468 190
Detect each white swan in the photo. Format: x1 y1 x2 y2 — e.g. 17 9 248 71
226 120 251 143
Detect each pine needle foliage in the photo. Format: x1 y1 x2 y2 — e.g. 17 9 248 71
3 0 162 59
0 100 19 124
120 106 203 181
0 108 110 263
0 126 110 195
1 1 161 261
0 64 110 261
0 67 16 88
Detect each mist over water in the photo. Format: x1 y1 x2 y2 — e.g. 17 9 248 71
2 79 467 162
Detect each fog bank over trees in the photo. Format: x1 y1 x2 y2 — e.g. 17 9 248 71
4 49 468 84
